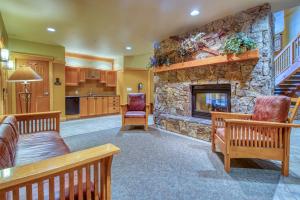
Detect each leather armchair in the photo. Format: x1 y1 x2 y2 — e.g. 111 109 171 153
121 93 150 130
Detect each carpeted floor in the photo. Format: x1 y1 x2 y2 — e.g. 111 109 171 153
61 120 297 200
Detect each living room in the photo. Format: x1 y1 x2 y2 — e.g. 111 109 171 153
0 1 300 200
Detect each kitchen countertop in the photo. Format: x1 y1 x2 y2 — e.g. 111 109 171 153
66 95 119 98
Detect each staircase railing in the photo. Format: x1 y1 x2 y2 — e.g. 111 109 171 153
275 34 300 77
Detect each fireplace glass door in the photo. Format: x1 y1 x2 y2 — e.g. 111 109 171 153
195 93 229 113
192 84 231 118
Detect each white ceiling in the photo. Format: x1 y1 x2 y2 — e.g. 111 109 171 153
0 0 299 58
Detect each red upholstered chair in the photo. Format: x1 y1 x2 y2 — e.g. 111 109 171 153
121 93 150 131
211 96 300 176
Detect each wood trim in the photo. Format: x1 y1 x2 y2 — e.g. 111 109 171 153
153 50 259 73
65 52 114 63
11 52 54 62
224 119 300 128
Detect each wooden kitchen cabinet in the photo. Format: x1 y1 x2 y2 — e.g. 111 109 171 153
99 70 107 83
106 71 117 87
80 97 88 117
65 66 80 86
108 96 120 113
102 97 108 114
79 68 86 83
88 97 96 116
96 97 103 115
86 69 100 80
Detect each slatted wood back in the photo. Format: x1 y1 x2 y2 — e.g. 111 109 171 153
0 144 120 200
13 111 61 134
288 97 300 123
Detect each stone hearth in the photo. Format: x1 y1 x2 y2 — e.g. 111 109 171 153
154 4 274 141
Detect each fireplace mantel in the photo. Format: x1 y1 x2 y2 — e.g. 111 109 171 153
153 50 259 73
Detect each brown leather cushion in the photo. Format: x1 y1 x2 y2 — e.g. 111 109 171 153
0 124 19 166
2 116 19 137
253 96 291 123
0 140 13 169
125 111 146 118
15 131 70 166
127 93 146 111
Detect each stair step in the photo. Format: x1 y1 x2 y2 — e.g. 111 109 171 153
275 88 296 91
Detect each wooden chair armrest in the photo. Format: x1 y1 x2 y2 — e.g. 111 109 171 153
120 104 128 114
224 119 300 128
211 111 252 119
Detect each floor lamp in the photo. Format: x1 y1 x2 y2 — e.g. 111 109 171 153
7 66 42 113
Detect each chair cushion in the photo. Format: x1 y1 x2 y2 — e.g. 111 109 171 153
216 128 225 140
125 111 146 118
2 116 19 137
0 140 13 169
128 93 146 111
0 124 19 167
15 131 70 166
253 96 291 123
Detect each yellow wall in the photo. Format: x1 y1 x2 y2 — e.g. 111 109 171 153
5 39 66 118
0 12 8 47
120 69 151 104
282 6 300 47
124 53 153 69
53 63 66 118
8 38 65 62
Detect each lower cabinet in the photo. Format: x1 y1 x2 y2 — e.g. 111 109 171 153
80 96 119 117
80 97 88 117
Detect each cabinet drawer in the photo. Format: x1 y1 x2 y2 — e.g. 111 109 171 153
109 106 120 113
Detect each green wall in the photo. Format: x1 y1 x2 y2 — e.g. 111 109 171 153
283 6 300 47
124 52 153 69
8 38 65 62
0 12 8 47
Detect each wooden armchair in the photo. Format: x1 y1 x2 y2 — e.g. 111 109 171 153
121 93 150 131
211 96 300 176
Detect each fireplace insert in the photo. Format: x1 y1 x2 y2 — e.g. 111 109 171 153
191 84 231 119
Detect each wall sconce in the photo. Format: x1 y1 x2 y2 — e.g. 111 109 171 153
0 48 9 62
2 60 14 70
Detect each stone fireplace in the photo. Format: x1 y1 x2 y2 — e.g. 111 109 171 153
191 84 231 119
153 4 274 141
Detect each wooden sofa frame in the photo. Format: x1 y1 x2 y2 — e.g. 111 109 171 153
211 98 300 176
0 111 120 200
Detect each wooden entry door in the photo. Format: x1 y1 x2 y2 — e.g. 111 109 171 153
16 59 50 113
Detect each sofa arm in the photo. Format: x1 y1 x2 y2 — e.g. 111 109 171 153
0 143 120 200
13 111 61 135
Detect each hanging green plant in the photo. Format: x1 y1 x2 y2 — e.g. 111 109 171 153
223 32 257 54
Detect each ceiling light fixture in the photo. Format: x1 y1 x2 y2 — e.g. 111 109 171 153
190 9 200 16
47 27 56 32
125 46 132 50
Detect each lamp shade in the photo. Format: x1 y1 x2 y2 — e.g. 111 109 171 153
7 66 42 83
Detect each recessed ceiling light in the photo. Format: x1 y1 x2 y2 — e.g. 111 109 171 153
190 10 200 16
47 27 56 32
125 46 132 50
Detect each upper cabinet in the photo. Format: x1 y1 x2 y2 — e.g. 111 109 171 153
99 70 107 84
79 68 87 83
65 66 79 86
106 71 117 87
65 66 117 87
86 69 100 80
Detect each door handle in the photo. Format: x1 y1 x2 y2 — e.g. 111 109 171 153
44 91 49 96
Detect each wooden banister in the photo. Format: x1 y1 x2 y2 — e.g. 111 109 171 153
275 34 300 77
13 111 61 134
0 143 120 200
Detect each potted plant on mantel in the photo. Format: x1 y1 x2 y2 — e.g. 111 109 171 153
222 32 257 59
